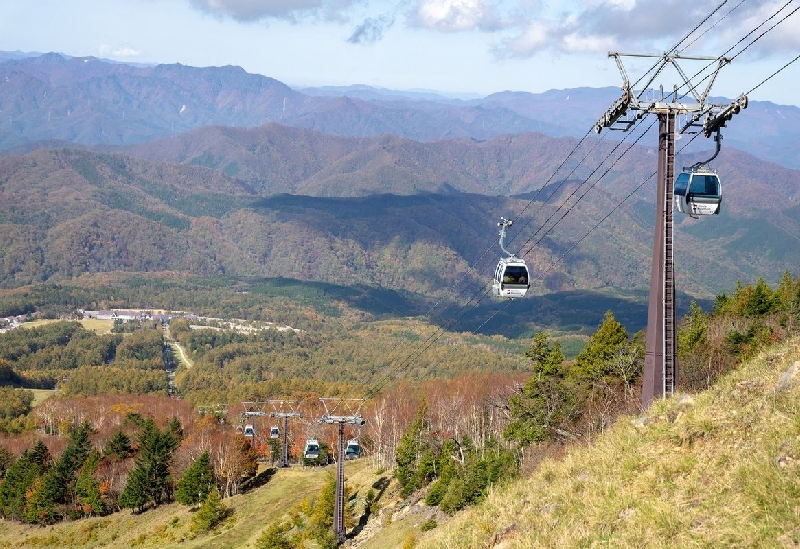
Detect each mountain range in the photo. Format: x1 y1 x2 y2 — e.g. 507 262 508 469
2 52 800 168
1 52 799 335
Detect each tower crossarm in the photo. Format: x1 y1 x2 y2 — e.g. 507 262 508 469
595 51 734 133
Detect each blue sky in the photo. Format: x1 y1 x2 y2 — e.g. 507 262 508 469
1 0 799 105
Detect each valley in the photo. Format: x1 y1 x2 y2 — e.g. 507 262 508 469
1 48 799 548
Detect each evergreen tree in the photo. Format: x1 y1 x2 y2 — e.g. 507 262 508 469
256 520 296 549
119 419 179 511
505 332 576 446
24 423 94 524
395 402 435 497
104 430 132 460
678 301 709 359
118 465 150 512
0 447 13 479
75 449 105 516
571 311 628 380
191 487 229 533
175 451 214 506
525 332 566 376
0 450 41 520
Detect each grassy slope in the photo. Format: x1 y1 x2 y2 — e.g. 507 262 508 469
0 460 396 549
418 337 800 548
4 337 800 548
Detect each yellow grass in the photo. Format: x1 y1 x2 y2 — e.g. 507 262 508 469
418 337 800 548
16 318 114 334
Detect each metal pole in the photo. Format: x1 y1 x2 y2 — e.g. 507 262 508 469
334 421 346 544
280 416 289 468
643 111 677 407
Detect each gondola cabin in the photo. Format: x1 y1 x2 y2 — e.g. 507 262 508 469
243 424 255 437
303 439 320 460
345 439 361 460
674 168 722 217
492 257 530 299
270 425 279 439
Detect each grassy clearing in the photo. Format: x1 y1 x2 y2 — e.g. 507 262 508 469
28 388 57 407
80 318 114 334
16 318 114 334
418 337 800 549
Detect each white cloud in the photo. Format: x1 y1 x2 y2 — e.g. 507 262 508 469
99 44 141 58
503 21 550 56
411 0 508 32
188 0 355 23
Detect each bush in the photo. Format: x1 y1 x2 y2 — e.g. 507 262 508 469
255 520 295 549
191 488 230 533
420 516 438 531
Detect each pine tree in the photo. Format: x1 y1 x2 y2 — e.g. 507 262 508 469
75 449 105 516
191 488 229 533
571 310 628 380
0 449 44 520
395 402 433 497
104 430 132 460
175 451 214 506
119 419 179 511
118 465 150 512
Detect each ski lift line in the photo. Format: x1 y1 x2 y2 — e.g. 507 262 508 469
363 55 701 398
520 118 657 259
360 3 798 404
504 130 613 252
672 0 798 120
674 0 747 58
728 0 799 62
530 132 706 288
518 118 656 257
745 51 800 96
599 1 795 138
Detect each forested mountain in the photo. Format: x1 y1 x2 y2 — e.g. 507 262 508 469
1 51 799 336
2 52 800 168
1 143 799 304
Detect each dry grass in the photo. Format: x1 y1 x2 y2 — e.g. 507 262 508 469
418 337 800 549
17 318 113 334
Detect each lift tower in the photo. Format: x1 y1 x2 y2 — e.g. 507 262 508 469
318 398 366 546
267 399 303 468
595 52 747 408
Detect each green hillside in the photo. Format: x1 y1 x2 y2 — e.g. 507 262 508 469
417 337 800 548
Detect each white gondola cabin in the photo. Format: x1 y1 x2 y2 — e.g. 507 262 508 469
270 425 280 439
492 217 530 299
303 439 320 460
345 439 361 460
243 424 255 437
492 257 530 298
674 168 722 217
